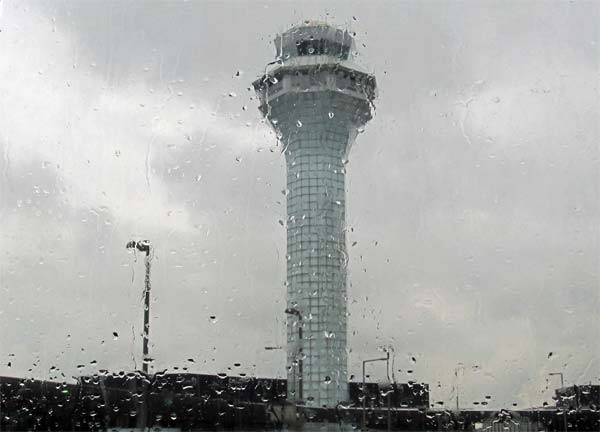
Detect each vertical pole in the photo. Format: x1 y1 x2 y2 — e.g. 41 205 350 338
387 391 391 432
127 240 151 431
362 361 366 430
142 253 151 374
551 372 568 432
455 366 460 412
298 325 303 402
560 374 567 432
141 250 151 431
387 352 391 432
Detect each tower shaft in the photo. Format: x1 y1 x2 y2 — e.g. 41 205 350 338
278 92 364 407
284 95 354 406
254 23 376 408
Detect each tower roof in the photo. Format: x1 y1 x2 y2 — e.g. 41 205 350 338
253 22 377 119
274 22 355 63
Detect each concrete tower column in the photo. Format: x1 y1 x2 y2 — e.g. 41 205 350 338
254 23 376 408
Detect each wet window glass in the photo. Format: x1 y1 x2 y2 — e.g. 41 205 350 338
1 1 598 431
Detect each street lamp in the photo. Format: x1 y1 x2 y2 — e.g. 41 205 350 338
126 239 152 431
126 240 152 374
362 352 390 431
455 362 465 412
549 372 565 389
549 372 568 431
284 307 303 402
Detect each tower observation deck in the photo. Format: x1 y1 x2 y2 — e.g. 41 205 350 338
253 23 376 408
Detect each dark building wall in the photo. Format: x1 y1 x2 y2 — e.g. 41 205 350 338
348 381 430 409
555 384 600 410
1 373 430 430
3 373 600 432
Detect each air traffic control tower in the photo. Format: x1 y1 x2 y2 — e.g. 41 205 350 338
254 23 376 408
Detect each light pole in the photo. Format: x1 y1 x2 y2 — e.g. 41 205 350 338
362 352 390 431
126 239 152 431
455 363 465 412
549 372 568 431
285 307 303 402
126 240 152 374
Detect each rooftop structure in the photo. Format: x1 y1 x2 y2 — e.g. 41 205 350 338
254 23 376 407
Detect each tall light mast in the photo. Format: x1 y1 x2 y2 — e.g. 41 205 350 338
126 239 152 374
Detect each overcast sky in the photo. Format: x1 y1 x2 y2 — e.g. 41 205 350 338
1 0 598 410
